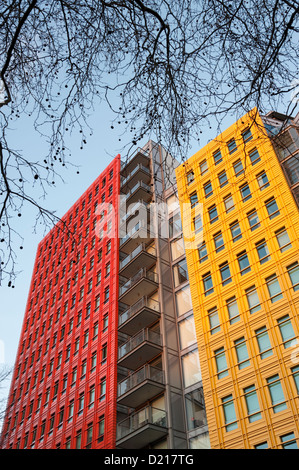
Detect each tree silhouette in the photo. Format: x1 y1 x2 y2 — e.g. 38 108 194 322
0 0 298 282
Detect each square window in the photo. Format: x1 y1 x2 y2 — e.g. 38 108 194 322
240 183 252 202
256 240 271 264
247 210 260 231
230 221 242 242
266 274 283 303
275 228 292 252
198 242 208 263
287 262 299 291
265 198 280 219
257 171 270 190
242 128 253 143
208 205 218 224
204 181 213 198
280 433 298 449
224 194 235 212
200 160 208 175
249 148 261 165
228 139 237 154
237 251 251 275
233 159 244 176
203 272 214 296
214 232 225 253
218 170 228 187
213 150 222 165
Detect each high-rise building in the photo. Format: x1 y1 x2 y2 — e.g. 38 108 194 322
175 108 299 449
1 141 208 449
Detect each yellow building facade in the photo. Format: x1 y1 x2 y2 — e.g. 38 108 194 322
176 108 299 449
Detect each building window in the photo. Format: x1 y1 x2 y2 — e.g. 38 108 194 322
105 262 110 277
247 209 260 231
185 389 207 431
230 221 242 242
204 181 213 198
213 232 225 253
198 242 208 263
176 285 192 316
208 204 218 224
213 149 222 165
171 237 185 261
233 159 244 176
242 128 253 143
178 315 197 349
283 155 299 185
255 326 273 359
220 262 232 286
275 227 292 252
254 442 268 449
101 344 107 364
218 170 228 188
98 416 105 442
193 214 203 234
215 347 228 379
244 385 261 423
280 433 298 449
203 272 214 296
187 171 195 185
287 262 299 291
91 352 97 371
257 171 270 190
173 258 189 287
265 197 280 219
86 423 93 449
228 138 237 154
208 307 220 335
200 160 208 175
234 337 250 369
223 194 235 213
78 393 84 415
222 395 237 431
249 148 261 165
75 430 82 449
240 183 252 202
190 192 199 208
103 315 109 332
277 315 296 349
100 378 106 401
267 374 287 413
291 365 299 394
104 286 110 303
266 274 283 303
226 296 240 324
256 239 271 264
237 251 251 275
246 286 261 314
181 349 201 387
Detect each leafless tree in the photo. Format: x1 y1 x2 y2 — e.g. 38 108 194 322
0 365 12 430
0 0 298 283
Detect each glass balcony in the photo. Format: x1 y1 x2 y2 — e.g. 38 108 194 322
116 405 167 449
119 243 156 278
118 328 162 370
119 199 150 226
121 147 150 175
117 365 165 408
118 297 160 336
121 163 151 190
119 268 158 305
119 221 154 254
123 180 152 205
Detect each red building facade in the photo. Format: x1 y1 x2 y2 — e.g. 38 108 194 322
1 155 121 449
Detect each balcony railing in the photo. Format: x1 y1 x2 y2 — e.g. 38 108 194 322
119 297 160 328
121 147 149 170
117 406 167 441
118 365 164 398
119 243 156 271
121 163 150 187
118 328 161 361
119 268 158 297
120 200 150 225
125 181 151 200
119 222 151 247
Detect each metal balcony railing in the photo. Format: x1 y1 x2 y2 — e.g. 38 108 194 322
118 297 160 327
119 222 151 247
119 268 158 297
118 328 161 360
120 200 150 225
121 147 149 170
118 365 164 398
119 243 156 271
121 163 150 187
116 406 167 440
